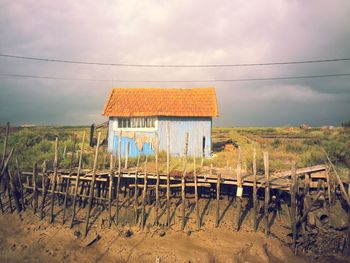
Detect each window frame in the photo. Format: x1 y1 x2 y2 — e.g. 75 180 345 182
113 117 158 131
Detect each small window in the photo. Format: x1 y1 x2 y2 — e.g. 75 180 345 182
117 117 156 128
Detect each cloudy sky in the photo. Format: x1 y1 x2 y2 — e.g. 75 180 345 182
0 0 350 127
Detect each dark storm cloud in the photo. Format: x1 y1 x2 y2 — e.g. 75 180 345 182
0 0 349 126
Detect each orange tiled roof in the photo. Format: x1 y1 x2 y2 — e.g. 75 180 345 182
102 87 219 117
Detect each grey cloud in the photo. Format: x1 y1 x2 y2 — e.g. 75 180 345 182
0 0 350 126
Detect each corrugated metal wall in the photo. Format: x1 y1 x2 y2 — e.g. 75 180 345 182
108 116 212 157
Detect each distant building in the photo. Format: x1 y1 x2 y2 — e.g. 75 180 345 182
20 124 36 128
102 88 219 157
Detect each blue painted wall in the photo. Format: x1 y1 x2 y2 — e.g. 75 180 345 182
108 116 212 157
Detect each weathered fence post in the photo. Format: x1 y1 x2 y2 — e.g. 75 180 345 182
235 147 243 231
253 148 258 231
1 122 10 168
50 137 59 224
141 157 148 230
194 154 200 229
290 161 297 253
215 173 221 227
124 141 129 169
108 154 114 227
181 132 189 231
155 134 160 226
33 162 38 214
134 151 141 225
69 131 86 228
263 151 270 236
166 122 171 227
114 130 122 225
83 132 101 237
40 161 47 219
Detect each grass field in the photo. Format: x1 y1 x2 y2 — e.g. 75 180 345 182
0 125 349 178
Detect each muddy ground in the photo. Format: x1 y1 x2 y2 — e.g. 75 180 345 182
0 197 349 263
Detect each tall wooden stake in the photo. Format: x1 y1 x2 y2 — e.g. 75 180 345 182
134 150 141 225
16 158 25 212
235 147 243 231
347 170 350 256
62 136 77 224
181 132 189 231
108 154 114 227
194 154 200 229
50 137 59 224
253 148 258 231
215 173 221 227
290 161 297 252
83 132 101 237
141 157 148 230
155 134 160 226
69 131 86 228
69 135 77 172
115 130 122 225
325 166 332 206
1 122 9 168
124 141 129 169
323 148 350 205
263 151 270 236
40 161 47 219
33 162 38 214
166 122 171 227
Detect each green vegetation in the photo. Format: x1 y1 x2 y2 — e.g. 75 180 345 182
212 126 350 178
0 125 349 178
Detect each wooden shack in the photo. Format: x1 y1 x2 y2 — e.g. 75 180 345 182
102 87 219 157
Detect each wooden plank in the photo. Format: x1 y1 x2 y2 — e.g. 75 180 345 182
83 132 101 237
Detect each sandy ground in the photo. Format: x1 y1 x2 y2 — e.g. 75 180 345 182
0 197 349 263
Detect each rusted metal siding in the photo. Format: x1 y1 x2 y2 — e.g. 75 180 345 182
108 116 212 157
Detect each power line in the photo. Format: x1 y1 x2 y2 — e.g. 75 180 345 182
1 53 350 68
1 72 350 83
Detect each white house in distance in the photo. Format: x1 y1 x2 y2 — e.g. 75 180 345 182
102 87 219 157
